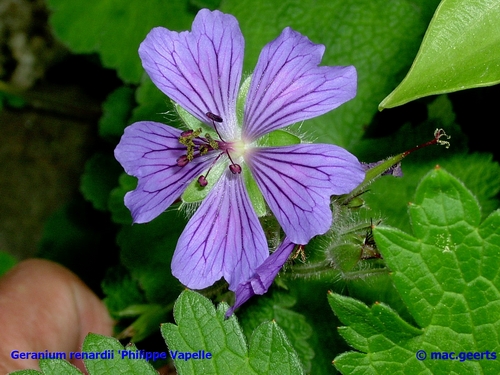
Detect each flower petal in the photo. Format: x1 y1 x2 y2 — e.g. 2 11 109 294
139 9 244 140
245 144 365 244
226 237 295 317
172 171 268 290
243 27 357 141
114 121 216 223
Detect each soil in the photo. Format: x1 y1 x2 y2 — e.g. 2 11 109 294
0 0 118 260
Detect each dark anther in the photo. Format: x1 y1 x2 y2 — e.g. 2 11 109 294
176 155 189 167
206 112 223 122
229 164 242 174
198 175 208 187
199 145 209 155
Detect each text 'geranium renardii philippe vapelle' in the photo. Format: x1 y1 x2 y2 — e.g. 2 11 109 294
114 9 365 306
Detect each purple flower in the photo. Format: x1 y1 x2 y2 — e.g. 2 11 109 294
114 9 364 293
226 237 296 317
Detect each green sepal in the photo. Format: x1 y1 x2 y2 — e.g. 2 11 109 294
256 130 301 147
243 166 267 217
174 102 216 135
332 244 365 273
237 75 251 125
181 160 226 203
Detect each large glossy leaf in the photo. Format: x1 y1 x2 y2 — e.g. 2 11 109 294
380 0 500 109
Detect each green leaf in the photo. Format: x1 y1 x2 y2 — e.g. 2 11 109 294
46 0 195 83
39 360 82 375
99 87 135 140
108 173 136 225
80 153 123 211
117 304 170 343
0 251 17 277
36 201 114 292
161 290 304 374
118 208 186 304
8 334 157 375
269 275 356 375
222 0 441 148
82 334 158 374
0 89 26 110
329 167 500 374
239 292 314 373
131 77 185 126
102 265 147 320
9 370 44 375
380 0 500 109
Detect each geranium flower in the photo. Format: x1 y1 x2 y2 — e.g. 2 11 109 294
114 9 364 294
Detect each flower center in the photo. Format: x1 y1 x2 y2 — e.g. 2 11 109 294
176 112 243 187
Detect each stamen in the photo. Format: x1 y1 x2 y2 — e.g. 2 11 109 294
225 149 242 174
196 151 226 188
206 111 242 174
178 128 204 161
206 112 223 122
192 111 245 184
204 133 219 150
206 112 224 141
176 155 189 167
229 164 242 174
197 175 208 187
199 145 209 155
